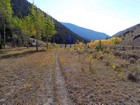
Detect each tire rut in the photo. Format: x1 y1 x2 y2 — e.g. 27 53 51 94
42 53 56 105
55 52 74 105
42 68 55 105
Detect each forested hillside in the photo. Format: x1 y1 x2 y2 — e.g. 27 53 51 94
0 0 85 49
10 0 85 44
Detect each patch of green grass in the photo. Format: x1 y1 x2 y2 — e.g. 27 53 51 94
0 50 7 54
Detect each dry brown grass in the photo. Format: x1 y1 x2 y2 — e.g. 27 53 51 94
59 48 140 105
0 48 56 105
0 46 140 105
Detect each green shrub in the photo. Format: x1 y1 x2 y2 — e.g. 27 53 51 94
53 43 59 48
95 40 104 52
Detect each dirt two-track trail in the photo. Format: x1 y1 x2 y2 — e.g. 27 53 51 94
54 52 74 105
44 51 74 105
0 48 140 105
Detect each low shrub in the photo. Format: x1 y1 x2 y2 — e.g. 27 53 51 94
104 59 110 66
128 66 140 83
95 40 104 52
129 58 136 64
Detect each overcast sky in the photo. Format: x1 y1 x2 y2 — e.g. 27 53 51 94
27 0 140 36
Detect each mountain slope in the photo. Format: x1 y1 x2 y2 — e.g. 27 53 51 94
113 24 140 46
10 0 86 44
62 22 109 41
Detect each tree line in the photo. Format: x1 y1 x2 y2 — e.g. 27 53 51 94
0 0 56 50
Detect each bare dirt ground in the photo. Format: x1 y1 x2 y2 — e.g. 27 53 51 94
0 47 140 105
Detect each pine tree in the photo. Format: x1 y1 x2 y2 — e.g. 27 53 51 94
0 0 12 48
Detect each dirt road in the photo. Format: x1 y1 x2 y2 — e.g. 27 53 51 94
0 49 74 105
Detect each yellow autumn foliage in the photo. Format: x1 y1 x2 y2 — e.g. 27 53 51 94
87 37 122 48
75 42 84 53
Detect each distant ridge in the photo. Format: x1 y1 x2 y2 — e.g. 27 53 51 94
62 22 110 41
